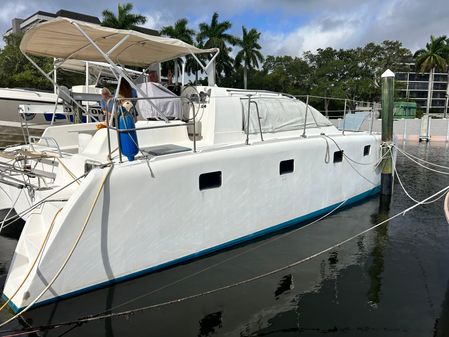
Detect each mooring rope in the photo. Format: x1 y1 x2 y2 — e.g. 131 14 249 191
0 190 22 234
0 166 113 329
394 165 447 205
2 183 448 336
394 145 449 175
394 145 449 171
0 172 89 234
0 208 63 314
86 196 350 317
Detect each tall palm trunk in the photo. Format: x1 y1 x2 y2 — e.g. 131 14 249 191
243 67 248 89
426 67 434 115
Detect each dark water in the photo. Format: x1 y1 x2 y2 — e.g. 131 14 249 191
1 142 449 336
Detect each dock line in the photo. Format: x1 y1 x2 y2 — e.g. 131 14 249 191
2 182 449 336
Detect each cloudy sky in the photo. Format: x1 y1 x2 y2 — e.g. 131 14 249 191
1 0 448 55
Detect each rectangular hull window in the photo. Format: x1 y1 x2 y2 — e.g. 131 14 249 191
199 171 222 190
280 159 294 175
333 150 344 163
363 145 371 156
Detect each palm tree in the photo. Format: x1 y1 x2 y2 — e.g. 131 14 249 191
160 18 195 44
102 2 147 30
160 19 196 84
235 26 264 89
414 35 449 114
197 12 238 81
185 38 205 84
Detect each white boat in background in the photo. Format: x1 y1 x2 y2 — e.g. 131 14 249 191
0 88 58 122
0 59 142 130
0 17 383 314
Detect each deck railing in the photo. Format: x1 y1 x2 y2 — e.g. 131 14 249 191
105 95 197 162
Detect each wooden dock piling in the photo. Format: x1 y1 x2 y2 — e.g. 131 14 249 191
381 69 395 195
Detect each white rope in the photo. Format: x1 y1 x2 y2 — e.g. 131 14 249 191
0 189 22 234
93 197 350 315
5 183 448 336
394 146 449 175
394 165 447 205
0 166 113 329
394 145 449 171
0 172 89 232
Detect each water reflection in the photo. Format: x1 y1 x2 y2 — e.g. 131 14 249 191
198 311 223 337
274 274 293 299
366 194 391 306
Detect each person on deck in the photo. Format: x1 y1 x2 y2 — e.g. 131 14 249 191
148 70 159 83
100 87 114 123
118 80 138 119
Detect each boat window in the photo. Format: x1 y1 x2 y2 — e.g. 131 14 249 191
199 171 222 190
334 150 344 163
363 145 371 156
280 159 294 175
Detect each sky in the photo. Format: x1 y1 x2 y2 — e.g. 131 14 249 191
1 0 448 56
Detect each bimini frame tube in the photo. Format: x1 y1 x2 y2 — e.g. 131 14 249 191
189 49 220 86
71 21 169 123
22 52 89 117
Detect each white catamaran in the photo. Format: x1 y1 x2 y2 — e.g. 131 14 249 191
0 17 382 313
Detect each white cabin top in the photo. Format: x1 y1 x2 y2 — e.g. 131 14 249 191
35 85 340 163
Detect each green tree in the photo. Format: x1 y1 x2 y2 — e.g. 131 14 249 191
161 18 196 82
160 18 195 44
185 38 206 84
197 12 238 82
414 35 449 114
0 33 53 90
101 2 147 29
235 26 264 89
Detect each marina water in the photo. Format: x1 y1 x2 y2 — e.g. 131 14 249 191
0 141 448 336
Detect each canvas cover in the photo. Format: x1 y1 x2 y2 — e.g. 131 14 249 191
136 82 183 120
20 18 217 67
241 97 333 133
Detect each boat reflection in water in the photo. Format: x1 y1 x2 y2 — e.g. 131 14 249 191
11 194 382 336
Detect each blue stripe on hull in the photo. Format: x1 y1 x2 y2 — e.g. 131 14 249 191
3 186 380 313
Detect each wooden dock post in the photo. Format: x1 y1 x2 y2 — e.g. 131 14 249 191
381 69 395 195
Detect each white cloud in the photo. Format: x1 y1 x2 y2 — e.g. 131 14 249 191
0 2 28 25
262 16 362 56
141 11 172 30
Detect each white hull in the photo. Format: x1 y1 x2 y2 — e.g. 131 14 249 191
15 196 381 336
3 132 381 311
0 88 58 122
0 86 385 313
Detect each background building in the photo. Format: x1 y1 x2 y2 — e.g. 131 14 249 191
396 60 449 116
4 9 158 37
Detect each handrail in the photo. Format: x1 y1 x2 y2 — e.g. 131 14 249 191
250 101 264 142
301 95 310 138
295 94 375 106
110 122 195 133
245 95 252 145
342 99 347 135
108 95 198 161
29 136 63 158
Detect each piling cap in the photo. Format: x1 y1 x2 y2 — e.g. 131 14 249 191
381 69 395 78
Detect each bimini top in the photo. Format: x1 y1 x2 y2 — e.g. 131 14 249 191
20 17 217 67
56 59 141 78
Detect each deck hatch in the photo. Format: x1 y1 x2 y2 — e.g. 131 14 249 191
199 171 222 190
279 159 294 175
333 150 344 163
141 144 191 156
